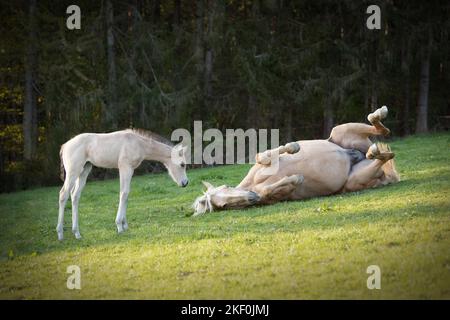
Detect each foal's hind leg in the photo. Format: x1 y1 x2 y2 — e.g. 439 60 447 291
70 163 92 239
57 167 83 241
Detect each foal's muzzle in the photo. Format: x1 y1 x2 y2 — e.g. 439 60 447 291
181 179 189 187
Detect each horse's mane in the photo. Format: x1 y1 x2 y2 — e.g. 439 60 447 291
127 128 174 146
377 143 400 183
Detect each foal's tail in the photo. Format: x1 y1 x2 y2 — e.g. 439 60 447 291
59 144 65 182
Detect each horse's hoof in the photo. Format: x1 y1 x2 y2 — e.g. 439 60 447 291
57 233 64 241
256 152 271 165
74 232 82 239
368 106 389 124
366 144 379 159
379 106 388 119
285 142 300 154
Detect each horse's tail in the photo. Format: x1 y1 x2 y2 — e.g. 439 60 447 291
59 144 65 181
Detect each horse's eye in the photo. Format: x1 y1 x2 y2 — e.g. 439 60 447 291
180 163 185 168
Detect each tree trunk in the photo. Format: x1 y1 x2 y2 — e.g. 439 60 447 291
370 42 378 112
247 95 257 128
23 0 38 160
194 0 205 119
246 1 261 129
106 0 117 129
416 27 432 134
285 106 293 142
323 95 333 138
204 0 221 101
127 2 138 127
174 0 182 48
364 82 369 117
152 0 161 24
401 36 411 135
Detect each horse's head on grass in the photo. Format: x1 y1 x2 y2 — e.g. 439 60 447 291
192 181 260 216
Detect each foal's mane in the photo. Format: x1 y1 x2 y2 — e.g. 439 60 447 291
127 128 174 147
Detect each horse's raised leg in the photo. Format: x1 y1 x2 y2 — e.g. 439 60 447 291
328 106 391 152
70 163 92 239
368 105 390 136
344 143 395 192
115 165 134 233
256 142 300 165
57 170 80 241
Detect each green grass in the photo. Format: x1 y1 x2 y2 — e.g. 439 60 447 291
0 133 449 299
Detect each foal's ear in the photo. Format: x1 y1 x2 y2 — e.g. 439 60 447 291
202 181 214 191
174 143 184 156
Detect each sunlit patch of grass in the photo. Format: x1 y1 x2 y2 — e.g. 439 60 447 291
0 133 449 299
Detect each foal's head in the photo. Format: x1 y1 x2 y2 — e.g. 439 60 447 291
167 144 189 187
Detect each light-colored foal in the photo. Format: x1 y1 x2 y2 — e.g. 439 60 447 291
57 129 189 240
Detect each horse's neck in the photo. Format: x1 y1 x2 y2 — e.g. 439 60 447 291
142 139 172 164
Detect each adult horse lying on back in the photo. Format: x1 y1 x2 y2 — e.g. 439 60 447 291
57 129 189 240
193 106 400 214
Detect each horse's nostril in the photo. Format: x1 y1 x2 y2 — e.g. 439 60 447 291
182 179 189 187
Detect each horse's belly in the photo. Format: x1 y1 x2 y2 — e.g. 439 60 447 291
287 143 350 199
290 176 342 199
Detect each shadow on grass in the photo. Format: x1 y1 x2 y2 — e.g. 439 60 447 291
2 188 446 259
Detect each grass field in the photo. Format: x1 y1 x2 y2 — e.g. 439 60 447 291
0 133 449 299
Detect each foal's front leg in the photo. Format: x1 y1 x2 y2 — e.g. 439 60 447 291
116 166 134 233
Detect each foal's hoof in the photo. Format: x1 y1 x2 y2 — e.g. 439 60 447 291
73 232 82 240
117 225 124 234
57 233 64 241
368 105 388 123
